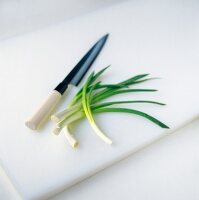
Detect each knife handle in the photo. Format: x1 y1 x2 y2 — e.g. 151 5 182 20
25 90 62 130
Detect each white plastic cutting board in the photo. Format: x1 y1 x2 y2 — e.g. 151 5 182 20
0 1 199 199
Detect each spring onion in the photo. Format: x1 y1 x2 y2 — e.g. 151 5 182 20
51 66 169 148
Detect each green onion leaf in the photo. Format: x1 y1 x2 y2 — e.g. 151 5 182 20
93 100 166 109
51 66 169 147
94 107 169 129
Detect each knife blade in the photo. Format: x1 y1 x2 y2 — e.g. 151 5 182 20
25 34 109 130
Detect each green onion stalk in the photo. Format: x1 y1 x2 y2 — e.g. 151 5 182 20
51 66 169 148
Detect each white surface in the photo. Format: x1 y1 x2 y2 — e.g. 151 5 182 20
0 0 120 41
1 118 199 200
50 118 199 200
0 167 21 200
0 0 199 199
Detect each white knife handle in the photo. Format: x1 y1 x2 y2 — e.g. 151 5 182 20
25 90 62 130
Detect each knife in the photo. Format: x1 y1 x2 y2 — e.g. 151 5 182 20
25 34 109 130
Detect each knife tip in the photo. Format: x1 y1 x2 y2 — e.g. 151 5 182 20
100 33 109 42
104 33 109 39
95 33 109 47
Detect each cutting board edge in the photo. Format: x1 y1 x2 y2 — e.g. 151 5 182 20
27 113 199 200
0 159 23 199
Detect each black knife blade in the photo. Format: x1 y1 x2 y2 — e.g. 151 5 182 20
55 34 109 94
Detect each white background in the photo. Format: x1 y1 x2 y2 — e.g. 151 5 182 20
0 0 199 199
0 0 121 41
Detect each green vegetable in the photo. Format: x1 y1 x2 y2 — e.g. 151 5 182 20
51 66 169 148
